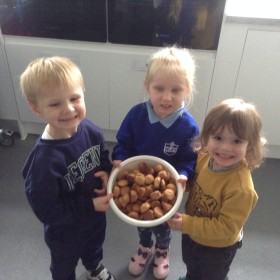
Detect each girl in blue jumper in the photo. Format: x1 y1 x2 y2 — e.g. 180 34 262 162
112 46 199 279
21 57 115 280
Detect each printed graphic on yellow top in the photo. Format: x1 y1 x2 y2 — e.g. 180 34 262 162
187 181 218 218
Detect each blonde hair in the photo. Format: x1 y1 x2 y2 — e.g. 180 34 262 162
145 46 196 108
168 0 183 25
20 56 85 102
198 98 266 170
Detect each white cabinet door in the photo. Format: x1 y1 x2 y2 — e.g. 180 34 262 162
234 29 280 146
0 40 18 120
191 54 215 128
108 52 150 131
5 39 110 129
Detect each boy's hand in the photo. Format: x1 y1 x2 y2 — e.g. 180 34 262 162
93 193 113 212
94 171 109 196
112 160 122 169
167 212 183 231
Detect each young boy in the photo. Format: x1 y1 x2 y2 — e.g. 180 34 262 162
20 56 115 280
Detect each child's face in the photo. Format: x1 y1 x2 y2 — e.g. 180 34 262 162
146 72 189 119
207 126 249 170
29 85 86 138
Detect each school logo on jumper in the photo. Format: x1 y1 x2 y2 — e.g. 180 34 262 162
164 142 178 156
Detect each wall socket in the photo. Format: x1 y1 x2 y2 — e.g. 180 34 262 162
132 60 148 71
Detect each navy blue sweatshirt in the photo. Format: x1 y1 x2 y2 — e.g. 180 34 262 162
22 119 112 227
112 102 199 179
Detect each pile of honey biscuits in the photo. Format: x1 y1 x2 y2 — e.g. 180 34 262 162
112 162 177 220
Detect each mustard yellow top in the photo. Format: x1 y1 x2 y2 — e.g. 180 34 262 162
182 152 258 247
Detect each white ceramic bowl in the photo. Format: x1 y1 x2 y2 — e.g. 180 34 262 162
107 155 183 227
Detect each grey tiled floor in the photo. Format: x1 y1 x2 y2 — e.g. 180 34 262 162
0 135 279 280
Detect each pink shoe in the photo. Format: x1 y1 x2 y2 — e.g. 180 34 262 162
128 244 154 276
153 247 170 279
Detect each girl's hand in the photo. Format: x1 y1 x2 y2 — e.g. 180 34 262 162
94 171 108 196
93 193 113 212
167 212 183 231
177 175 188 192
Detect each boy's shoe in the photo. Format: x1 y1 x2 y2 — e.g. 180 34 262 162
128 244 154 276
153 247 170 279
86 263 115 280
